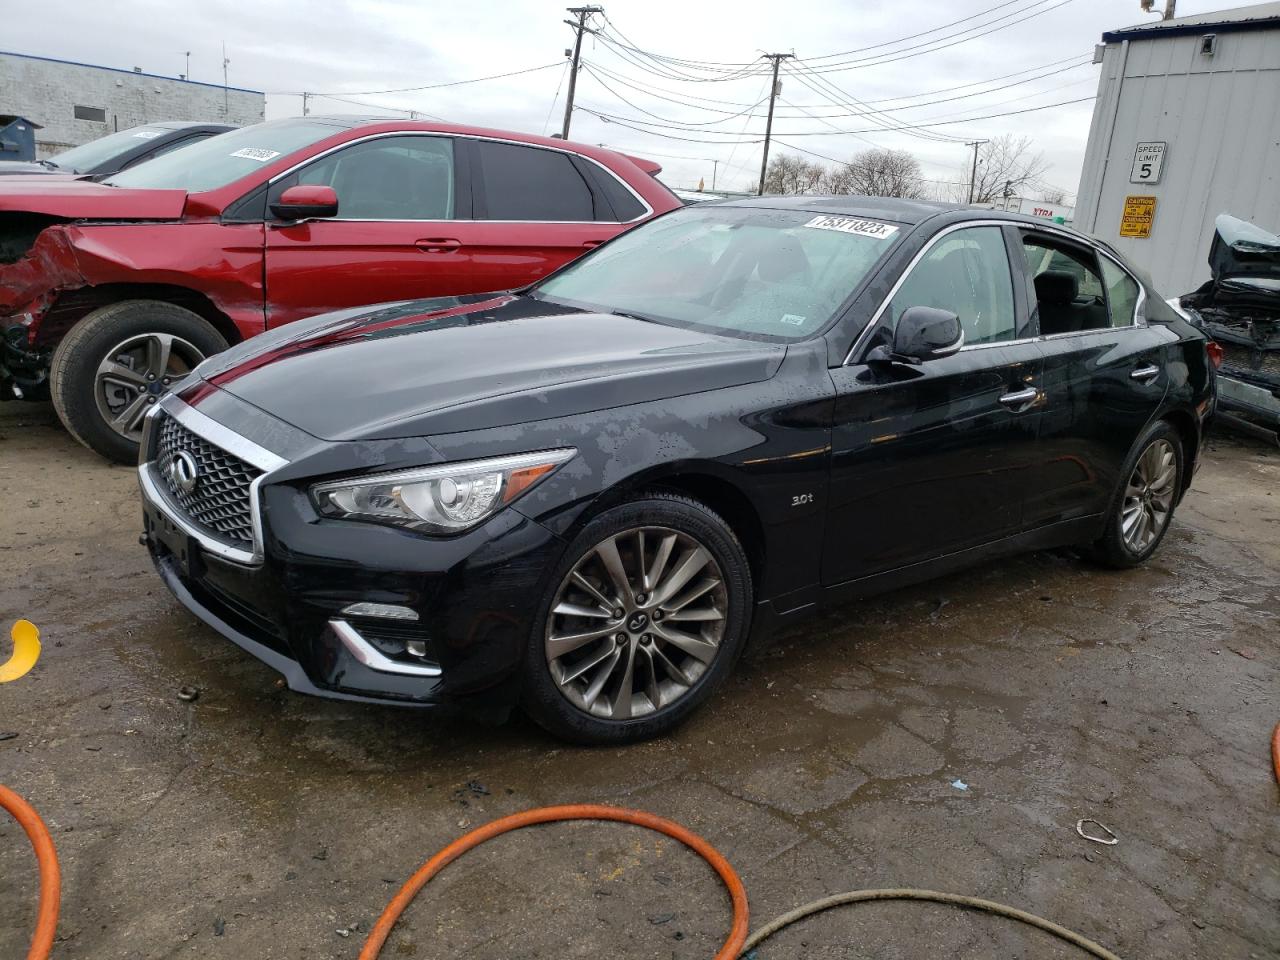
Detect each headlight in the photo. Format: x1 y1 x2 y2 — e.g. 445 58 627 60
312 449 575 534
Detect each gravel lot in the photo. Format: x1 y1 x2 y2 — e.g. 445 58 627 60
2 400 1277 959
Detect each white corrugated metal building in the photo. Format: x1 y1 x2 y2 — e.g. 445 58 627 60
1074 3 1280 296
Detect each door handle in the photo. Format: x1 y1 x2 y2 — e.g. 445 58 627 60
582 239 604 248
1130 364 1160 383
415 238 461 252
998 386 1040 411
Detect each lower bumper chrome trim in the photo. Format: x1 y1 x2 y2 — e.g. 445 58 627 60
329 619 443 677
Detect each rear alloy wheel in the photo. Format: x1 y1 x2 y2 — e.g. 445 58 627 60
523 494 752 744
50 300 227 463
1087 420 1184 568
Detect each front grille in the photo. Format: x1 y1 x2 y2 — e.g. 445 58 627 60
155 414 262 548
1220 344 1280 379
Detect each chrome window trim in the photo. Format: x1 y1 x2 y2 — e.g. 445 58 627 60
265 130 653 225
137 396 289 566
843 219 1152 366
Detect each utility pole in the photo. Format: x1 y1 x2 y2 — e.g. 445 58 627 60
757 53 794 196
561 5 603 141
965 139 988 204
182 51 190 81
221 42 230 115
302 92 310 116
712 159 719 191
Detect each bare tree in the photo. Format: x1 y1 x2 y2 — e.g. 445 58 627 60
962 134 1051 204
761 155 825 195
827 148 925 199
1037 186 1069 204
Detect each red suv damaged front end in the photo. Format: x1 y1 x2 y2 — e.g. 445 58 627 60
0 116 677 462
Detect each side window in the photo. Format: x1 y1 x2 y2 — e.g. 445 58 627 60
279 136 455 221
590 166 646 222
1021 236 1109 335
1100 256 1140 327
888 226 1016 346
475 141 594 221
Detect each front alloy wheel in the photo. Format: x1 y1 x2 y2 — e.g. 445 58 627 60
545 526 728 720
523 493 752 744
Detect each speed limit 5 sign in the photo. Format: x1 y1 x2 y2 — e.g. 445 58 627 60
1130 142 1167 184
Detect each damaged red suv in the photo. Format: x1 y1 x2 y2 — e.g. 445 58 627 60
0 117 678 461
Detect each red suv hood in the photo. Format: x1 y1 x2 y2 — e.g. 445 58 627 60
0 180 188 220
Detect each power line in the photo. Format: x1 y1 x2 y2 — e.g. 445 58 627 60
280 61 563 97
576 94 1096 138
795 0 1077 74
310 92 446 120
581 63 767 127
542 60 572 136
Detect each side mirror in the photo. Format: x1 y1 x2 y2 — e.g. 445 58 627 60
871 306 964 365
270 184 338 222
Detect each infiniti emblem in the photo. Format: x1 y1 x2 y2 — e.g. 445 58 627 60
627 612 649 633
168 450 200 494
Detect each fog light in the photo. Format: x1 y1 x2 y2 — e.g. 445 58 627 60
405 640 429 659
340 602 419 621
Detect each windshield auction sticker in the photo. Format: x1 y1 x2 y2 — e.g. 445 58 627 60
804 215 898 239
230 147 282 163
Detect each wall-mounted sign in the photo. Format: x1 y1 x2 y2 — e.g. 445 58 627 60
1130 142 1166 184
1120 195 1157 238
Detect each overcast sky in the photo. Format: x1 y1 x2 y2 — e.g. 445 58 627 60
5 0 1265 199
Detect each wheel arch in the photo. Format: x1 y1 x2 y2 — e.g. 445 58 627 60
34 284 244 350
563 462 768 594
1159 406 1200 497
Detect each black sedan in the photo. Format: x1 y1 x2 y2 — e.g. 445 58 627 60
137 197 1215 743
0 121 234 179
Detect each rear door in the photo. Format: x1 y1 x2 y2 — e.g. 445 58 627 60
824 223 1044 585
462 138 643 290
1018 229 1170 528
264 134 470 327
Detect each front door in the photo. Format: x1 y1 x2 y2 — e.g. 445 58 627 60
264 134 469 327
824 224 1044 585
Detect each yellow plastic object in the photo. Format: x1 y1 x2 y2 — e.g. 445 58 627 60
0 620 41 683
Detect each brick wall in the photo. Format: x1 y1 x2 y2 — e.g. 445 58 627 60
0 52 265 158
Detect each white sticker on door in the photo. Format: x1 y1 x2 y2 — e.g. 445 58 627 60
803 215 898 239
229 147 282 162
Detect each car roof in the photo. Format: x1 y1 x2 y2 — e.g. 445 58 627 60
709 194 1093 240
146 121 238 133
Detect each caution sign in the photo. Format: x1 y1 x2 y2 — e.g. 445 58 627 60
1120 195 1157 238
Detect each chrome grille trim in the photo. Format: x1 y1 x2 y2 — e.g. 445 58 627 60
156 415 260 546
138 396 289 566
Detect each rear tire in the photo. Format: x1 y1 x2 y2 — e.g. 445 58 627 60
522 493 753 745
1086 420 1183 569
50 300 227 464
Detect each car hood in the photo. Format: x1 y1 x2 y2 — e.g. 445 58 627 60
0 162 68 177
194 294 786 442
0 179 188 219
1208 214 1280 291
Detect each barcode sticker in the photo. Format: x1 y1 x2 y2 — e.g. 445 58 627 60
803 215 898 239
230 147 282 162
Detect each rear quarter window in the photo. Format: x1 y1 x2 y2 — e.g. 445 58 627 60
474 141 594 221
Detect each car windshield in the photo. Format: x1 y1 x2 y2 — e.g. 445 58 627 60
105 120 343 192
534 206 902 341
48 126 171 173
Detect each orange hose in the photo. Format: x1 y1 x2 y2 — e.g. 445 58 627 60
0 784 61 960
358 804 748 960
1272 722 1280 787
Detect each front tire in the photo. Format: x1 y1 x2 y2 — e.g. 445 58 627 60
522 493 753 745
1087 420 1183 569
50 300 227 464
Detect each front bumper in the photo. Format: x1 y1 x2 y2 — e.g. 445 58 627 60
138 395 566 712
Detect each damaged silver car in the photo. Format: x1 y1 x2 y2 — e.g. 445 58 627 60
1172 214 1280 443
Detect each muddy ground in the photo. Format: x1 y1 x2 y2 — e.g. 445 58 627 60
1 399 1277 960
